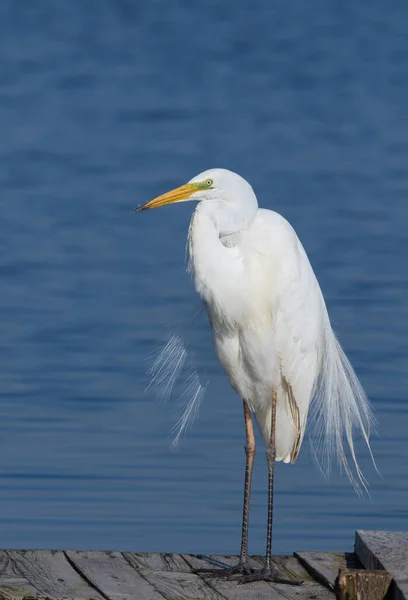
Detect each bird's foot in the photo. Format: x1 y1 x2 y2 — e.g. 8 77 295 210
239 565 303 585
196 559 253 578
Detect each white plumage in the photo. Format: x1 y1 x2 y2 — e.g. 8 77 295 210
185 169 374 485
187 203 317 463
135 167 376 582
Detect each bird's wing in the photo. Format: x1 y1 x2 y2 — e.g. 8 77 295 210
254 210 375 488
257 210 325 462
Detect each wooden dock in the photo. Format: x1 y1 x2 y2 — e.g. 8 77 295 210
0 530 405 600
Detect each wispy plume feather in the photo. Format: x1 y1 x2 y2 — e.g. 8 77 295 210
146 334 188 403
146 327 207 446
171 366 207 448
309 325 378 496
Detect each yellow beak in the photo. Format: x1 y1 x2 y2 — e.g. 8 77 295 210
133 183 197 212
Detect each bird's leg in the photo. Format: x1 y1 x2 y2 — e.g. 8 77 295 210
197 399 255 578
230 399 256 574
265 388 277 569
240 389 302 586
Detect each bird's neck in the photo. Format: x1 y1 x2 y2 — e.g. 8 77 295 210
195 199 257 237
187 203 249 305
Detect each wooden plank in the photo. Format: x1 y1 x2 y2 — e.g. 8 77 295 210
269 555 315 583
295 551 361 590
355 530 408 600
183 554 335 600
66 550 164 600
123 552 191 573
7 550 104 600
129 569 225 600
123 552 223 600
182 554 282 600
0 550 41 600
268 556 334 600
335 569 392 600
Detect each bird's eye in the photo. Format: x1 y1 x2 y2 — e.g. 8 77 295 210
205 179 213 187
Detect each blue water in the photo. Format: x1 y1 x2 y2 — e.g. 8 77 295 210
0 0 407 556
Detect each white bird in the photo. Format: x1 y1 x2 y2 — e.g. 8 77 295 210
134 168 375 584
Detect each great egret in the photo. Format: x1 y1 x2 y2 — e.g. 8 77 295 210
134 168 375 584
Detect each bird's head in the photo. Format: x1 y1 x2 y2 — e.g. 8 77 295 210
133 169 258 233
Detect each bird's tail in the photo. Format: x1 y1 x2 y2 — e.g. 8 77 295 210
310 322 378 495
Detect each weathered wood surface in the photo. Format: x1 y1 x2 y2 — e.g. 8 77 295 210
6 550 105 600
355 530 408 600
0 551 40 600
0 549 335 600
66 550 161 600
0 531 405 600
335 568 392 600
123 552 222 600
184 553 334 599
295 551 361 590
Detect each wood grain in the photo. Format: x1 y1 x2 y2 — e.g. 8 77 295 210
2 534 404 600
295 551 360 590
355 530 408 600
335 568 392 600
123 552 224 599
0 550 41 600
123 552 191 573
183 553 334 600
7 550 104 600
66 550 164 600
131 569 225 600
